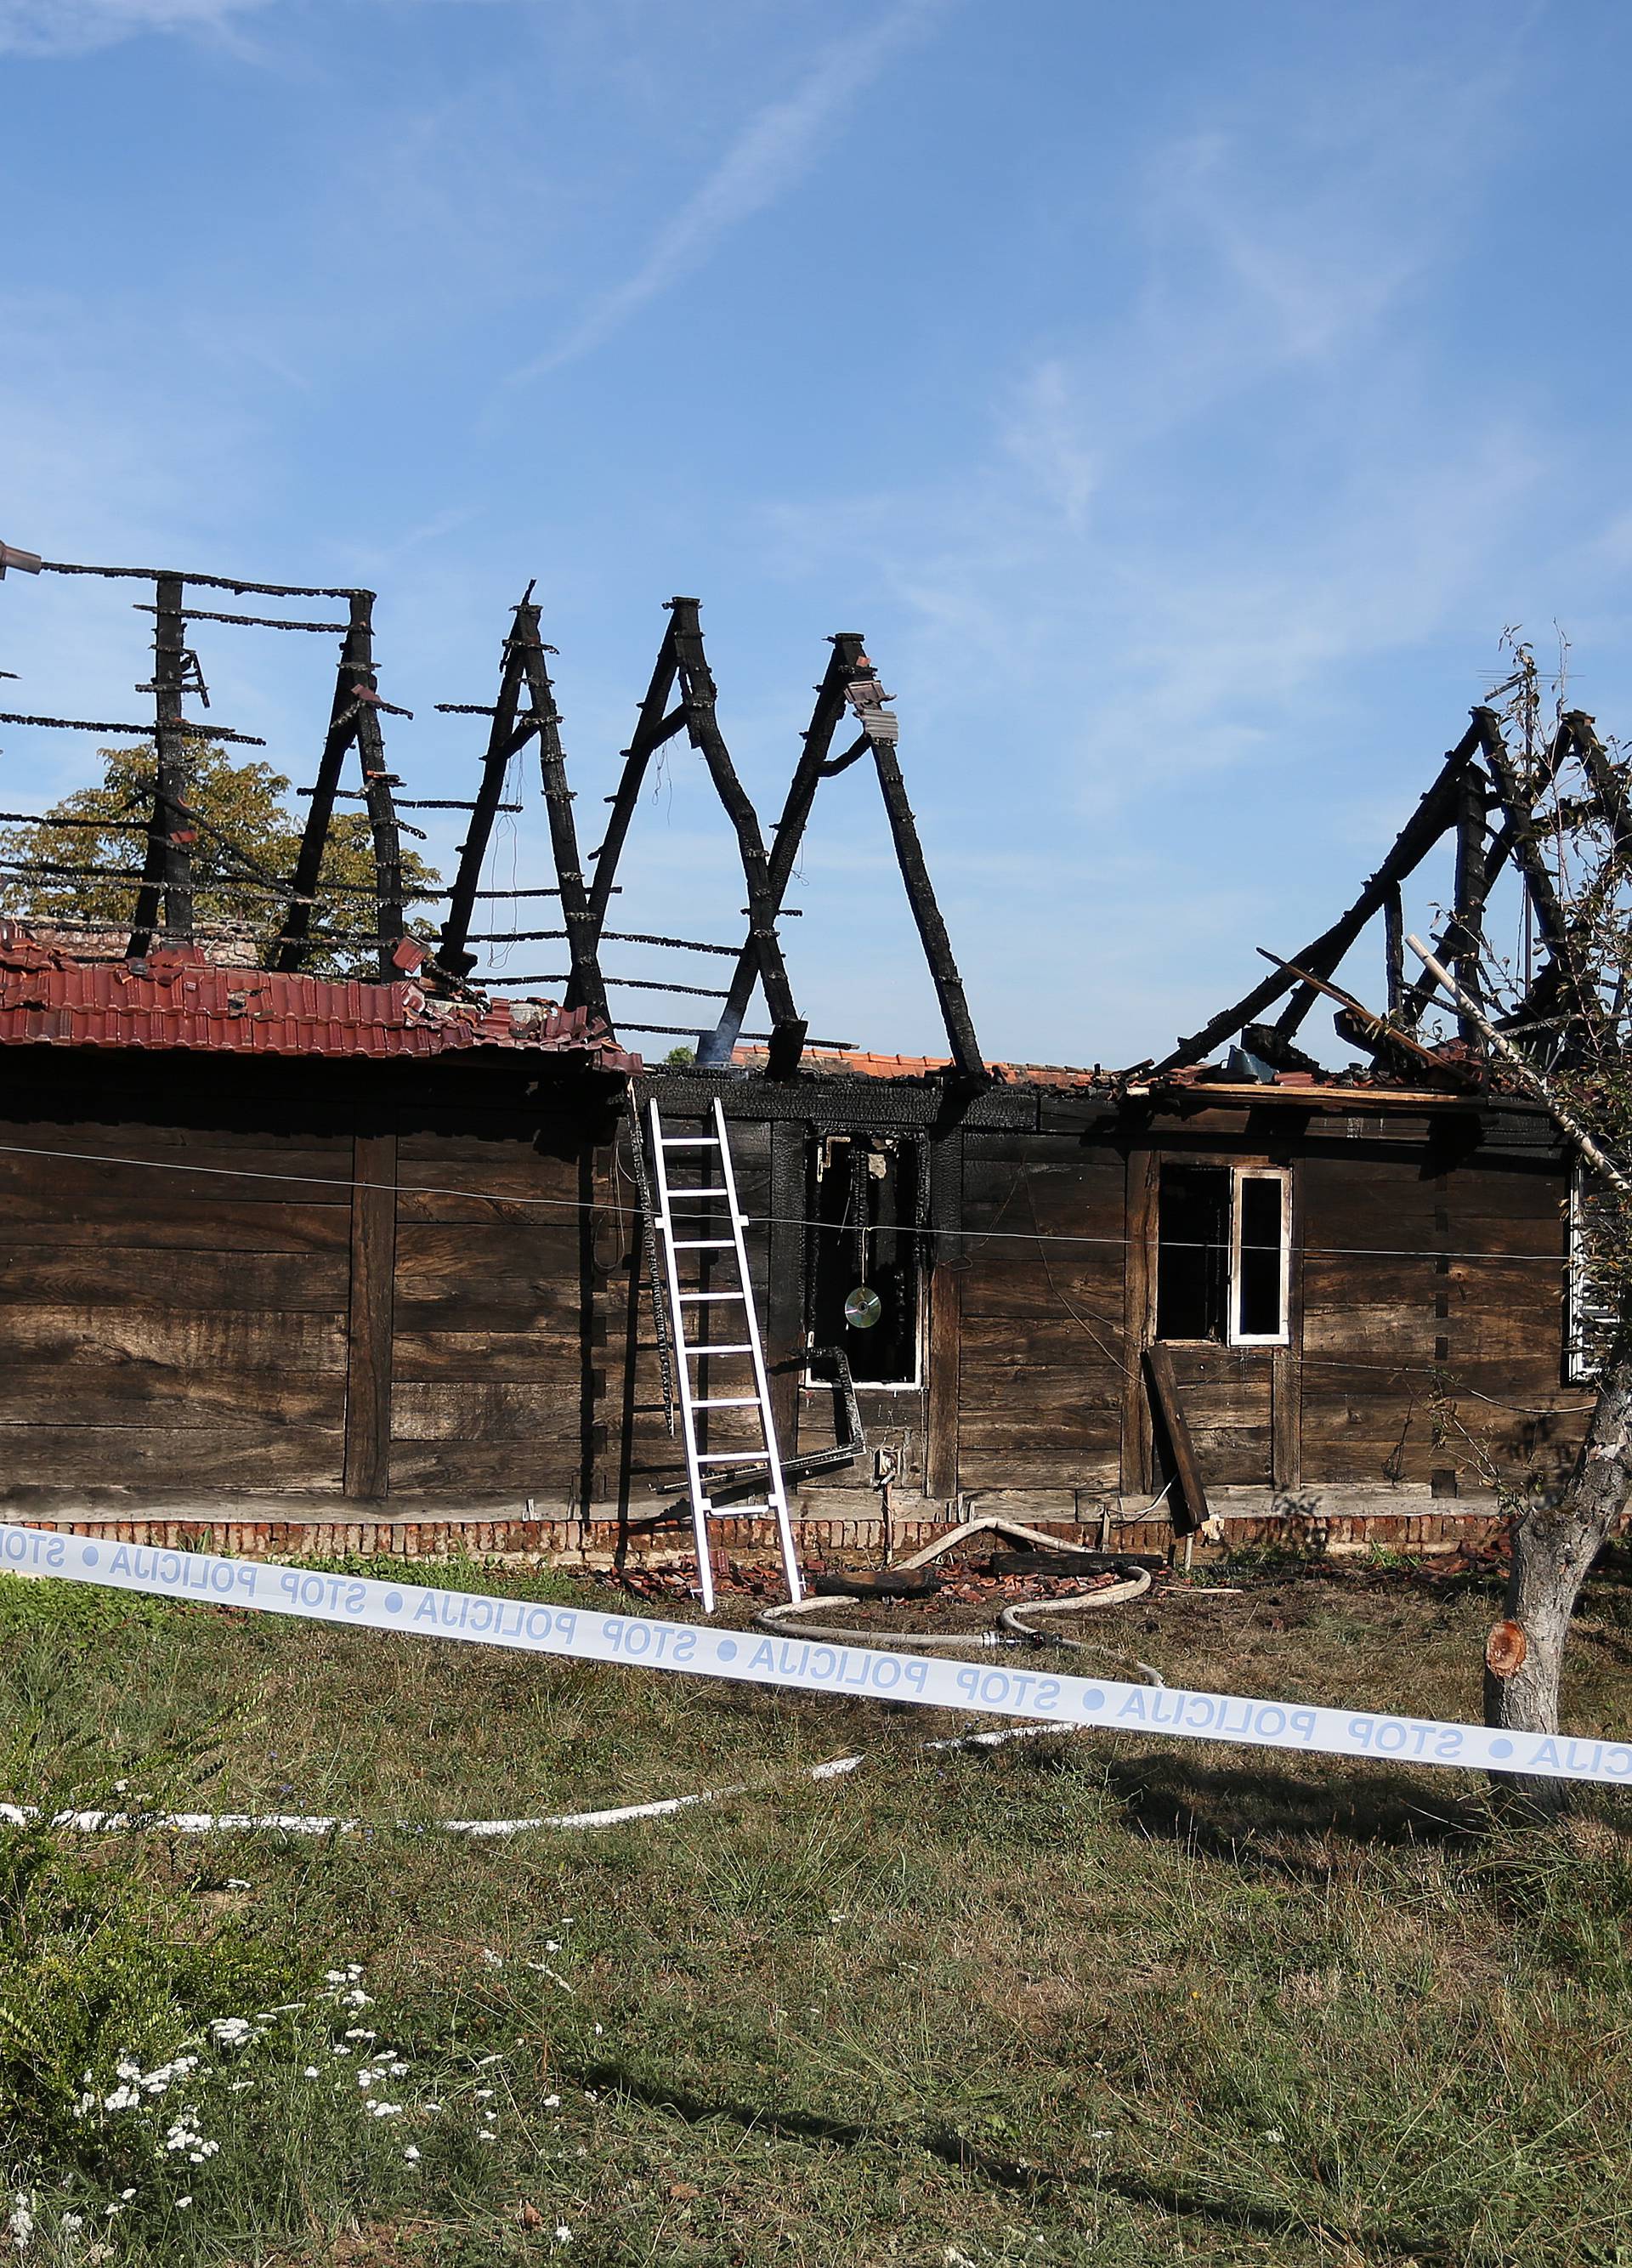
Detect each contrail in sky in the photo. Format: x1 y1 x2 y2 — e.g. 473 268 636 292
510 0 951 383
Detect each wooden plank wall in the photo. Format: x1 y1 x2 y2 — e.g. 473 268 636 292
955 1132 1125 1494
0 1118 350 1493
388 1113 595 1501
0 1079 1586 1520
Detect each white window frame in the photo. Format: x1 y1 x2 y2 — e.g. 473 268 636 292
1567 1162 1618 1384
1227 1165 1290 1347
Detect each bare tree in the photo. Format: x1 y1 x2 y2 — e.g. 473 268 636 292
1408 642 1632 1816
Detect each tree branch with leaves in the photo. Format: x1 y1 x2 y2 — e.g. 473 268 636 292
0 745 439 979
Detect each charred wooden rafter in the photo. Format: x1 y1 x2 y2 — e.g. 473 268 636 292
273 593 409 979
579 598 806 1074
1152 718 1485 1075
692 637 984 1080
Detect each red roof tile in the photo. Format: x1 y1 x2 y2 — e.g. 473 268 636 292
730 1044 1107 1088
0 928 640 1071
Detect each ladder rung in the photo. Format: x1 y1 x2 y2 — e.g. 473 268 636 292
670 1237 734 1249
703 1505 774 1517
677 1290 745 1301
660 1137 721 1148
694 1396 760 1408
696 1451 769 1463
675 1187 729 1197
688 1342 752 1354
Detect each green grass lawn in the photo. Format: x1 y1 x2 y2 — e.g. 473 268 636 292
3 1550 1631 2266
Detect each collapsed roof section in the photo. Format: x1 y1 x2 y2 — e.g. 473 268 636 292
0 925 638 1069
1146 701 1626 1093
0 548 986 1083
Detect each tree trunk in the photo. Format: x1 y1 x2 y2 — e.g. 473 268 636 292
1485 1347 1632 1817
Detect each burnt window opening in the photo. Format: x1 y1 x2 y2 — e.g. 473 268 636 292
1156 1162 1289 1346
1157 1164 1229 1341
808 1134 923 1386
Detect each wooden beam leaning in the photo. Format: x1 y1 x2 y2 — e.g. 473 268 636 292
437 596 532 978
1144 1344 1210 1539
519 610 611 1032
583 615 683 937
273 595 372 972
851 656 985 1080
128 573 193 954
351 611 408 979
1384 882 1405 1014
1397 811 1520 1032
1119 1148 1159 1497
1448 757 1492 1037
1149 718 1483 1076
1469 708 1584 1045
694 634 865 1069
665 598 807 1078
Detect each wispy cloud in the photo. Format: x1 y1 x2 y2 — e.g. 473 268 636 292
509 0 950 383
0 0 274 55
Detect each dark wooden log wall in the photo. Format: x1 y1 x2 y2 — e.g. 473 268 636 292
955 1133 1125 1494
0 1118 351 1490
0 1064 1590 1517
385 1111 596 1501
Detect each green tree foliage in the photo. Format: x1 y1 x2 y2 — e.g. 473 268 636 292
0 743 440 978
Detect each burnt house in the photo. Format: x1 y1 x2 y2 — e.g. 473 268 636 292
0 547 1597 1566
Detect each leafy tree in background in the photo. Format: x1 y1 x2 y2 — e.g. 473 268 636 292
0 744 439 978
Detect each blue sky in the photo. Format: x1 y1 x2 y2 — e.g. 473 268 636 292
3 0 1631 1066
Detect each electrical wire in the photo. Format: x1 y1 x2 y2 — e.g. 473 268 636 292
0 1131 1585 1270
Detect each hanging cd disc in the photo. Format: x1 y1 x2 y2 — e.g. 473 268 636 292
844 1285 882 1330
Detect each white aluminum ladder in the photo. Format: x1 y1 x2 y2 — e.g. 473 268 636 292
647 1096 803 1614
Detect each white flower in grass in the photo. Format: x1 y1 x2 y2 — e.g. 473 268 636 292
543 2095 560 2109
114 2061 141 2082
176 2197 192 2209
344 2028 376 2042
388 2062 409 2078
119 2191 135 2202
475 2089 495 2101
554 2225 572 2246
60 2215 83 2233
423 2101 441 2113
339 1989 373 2010
103 2086 140 2113
402 2146 420 2163
357 2072 377 2089
8 2192 33 2249
303 2067 320 2080
474 2054 502 2068
545 1940 562 1953
332 2046 352 2057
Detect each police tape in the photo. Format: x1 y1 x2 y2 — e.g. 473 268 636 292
3 1520 1628 1789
